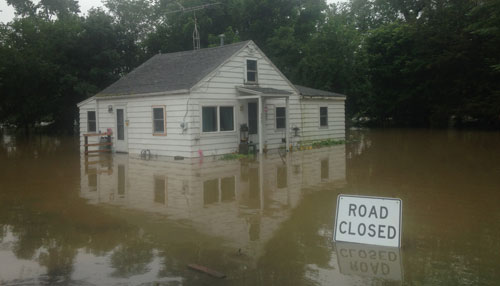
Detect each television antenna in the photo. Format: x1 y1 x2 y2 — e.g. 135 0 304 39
166 1 221 50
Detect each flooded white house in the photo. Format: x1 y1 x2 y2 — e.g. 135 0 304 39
77 41 346 157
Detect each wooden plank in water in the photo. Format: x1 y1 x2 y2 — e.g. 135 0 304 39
85 149 111 154
187 264 226 279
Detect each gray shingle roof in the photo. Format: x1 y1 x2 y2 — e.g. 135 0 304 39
294 85 346 98
97 41 250 97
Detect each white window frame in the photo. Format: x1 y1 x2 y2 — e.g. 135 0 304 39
152 105 166 135
245 58 258 84
319 106 328 128
87 110 96 133
200 104 236 134
275 106 286 130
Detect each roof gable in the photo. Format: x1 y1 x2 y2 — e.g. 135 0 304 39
97 41 250 97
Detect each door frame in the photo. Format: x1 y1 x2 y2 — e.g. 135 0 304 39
248 101 259 144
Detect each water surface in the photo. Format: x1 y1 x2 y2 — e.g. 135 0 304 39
0 129 499 285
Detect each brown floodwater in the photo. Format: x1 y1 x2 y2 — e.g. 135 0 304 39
0 128 499 285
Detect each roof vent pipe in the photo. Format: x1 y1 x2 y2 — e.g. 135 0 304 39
219 34 225 46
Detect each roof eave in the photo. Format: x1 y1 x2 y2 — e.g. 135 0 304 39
95 89 190 100
77 96 96 108
300 95 347 101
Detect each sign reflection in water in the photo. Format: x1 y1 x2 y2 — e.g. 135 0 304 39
335 242 403 282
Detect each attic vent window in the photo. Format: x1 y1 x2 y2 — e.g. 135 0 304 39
246 59 257 84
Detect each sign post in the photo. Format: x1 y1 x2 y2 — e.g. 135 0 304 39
334 195 402 248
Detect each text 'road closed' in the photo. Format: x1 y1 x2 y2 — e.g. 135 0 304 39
334 195 402 248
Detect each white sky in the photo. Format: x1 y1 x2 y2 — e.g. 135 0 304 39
1 0 341 23
0 0 106 23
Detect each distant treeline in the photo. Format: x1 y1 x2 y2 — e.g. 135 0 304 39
0 0 499 132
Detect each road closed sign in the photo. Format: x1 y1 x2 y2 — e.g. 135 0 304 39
334 195 402 248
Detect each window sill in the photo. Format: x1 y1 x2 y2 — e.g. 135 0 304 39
201 130 237 135
153 133 167 136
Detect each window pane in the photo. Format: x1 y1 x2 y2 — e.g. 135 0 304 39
117 109 124 140
202 107 217 132
154 120 164 133
320 116 328 126
276 118 286 129
88 111 96 121
276 107 286 129
247 60 257 70
320 107 327 116
219 106 234 131
247 72 256 82
276 107 286 117
153 108 164 120
88 121 96 132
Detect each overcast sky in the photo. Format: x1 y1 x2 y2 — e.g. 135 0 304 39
1 0 340 23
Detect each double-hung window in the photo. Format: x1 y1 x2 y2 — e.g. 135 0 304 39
320 107 328 127
246 59 258 83
87 111 96 132
152 106 166 135
202 106 234 132
276 107 286 129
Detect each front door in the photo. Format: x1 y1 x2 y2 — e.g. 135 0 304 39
115 107 128 153
248 102 258 143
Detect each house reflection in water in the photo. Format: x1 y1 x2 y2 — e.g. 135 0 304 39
80 146 346 263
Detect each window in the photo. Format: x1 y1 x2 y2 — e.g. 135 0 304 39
202 106 217 132
153 106 166 134
320 107 328 127
87 111 96 132
321 159 329 180
277 166 287 188
203 178 219 205
154 177 166 204
202 106 234 132
221 177 235 202
246 59 257 83
276 107 286 129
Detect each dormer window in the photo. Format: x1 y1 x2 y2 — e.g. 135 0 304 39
246 59 257 83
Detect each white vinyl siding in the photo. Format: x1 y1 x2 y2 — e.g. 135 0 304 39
299 99 345 142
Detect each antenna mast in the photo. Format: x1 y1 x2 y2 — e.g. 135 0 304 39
167 2 221 50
